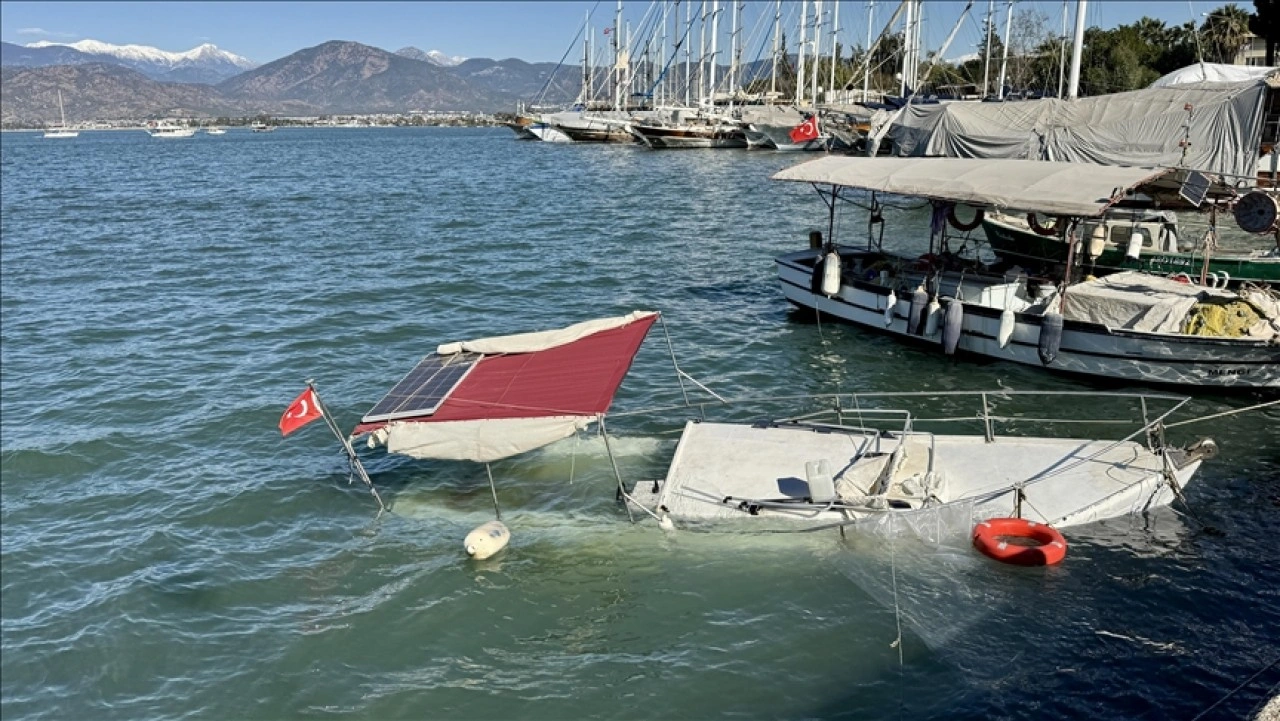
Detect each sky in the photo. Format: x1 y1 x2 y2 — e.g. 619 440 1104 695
0 1 1243 66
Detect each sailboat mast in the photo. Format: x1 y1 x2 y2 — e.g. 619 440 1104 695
685 0 693 106
771 0 781 103
829 0 840 104
613 0 623 110
811 0 823 105
58 89 67 127
1067 0 1086 99
730 0 741 108
863 1 874 102
797 0 808 105
996 0 1013 100
982 0 993 97
899 0 913 96
582 12 591 106
699 0 707 106
710 0 719 106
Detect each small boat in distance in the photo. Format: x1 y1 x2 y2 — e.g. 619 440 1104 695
147 123 196 138
43 90 78 139
250 121 275 133
205 127 226 135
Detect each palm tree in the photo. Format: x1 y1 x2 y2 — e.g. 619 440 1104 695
1201 4 1252 63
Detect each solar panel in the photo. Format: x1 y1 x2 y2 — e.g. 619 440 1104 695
361 352 482 423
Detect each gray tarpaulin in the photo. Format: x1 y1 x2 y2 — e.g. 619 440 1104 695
885 79 1271 180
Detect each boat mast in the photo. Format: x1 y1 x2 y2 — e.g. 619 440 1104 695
863 1 874 102
685 0 693 106
797 0 808 106
771 0 781 103
811 0 823 105
659 2 669 106
699 0 708 106
996 0 1013 100
582 11 592 106
982 0 994 96
730 0 741 108
613 0 623 110
829 0 840 104
1067 0 1086 99
710 0 720 107
58 89 67 127
1056 0 1067 98
899 0 914 96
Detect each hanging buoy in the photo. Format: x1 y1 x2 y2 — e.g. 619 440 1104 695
907 284 928 335
464 520 510 560
1125 232 1143 260
924 298 942 337
1087 225 1107 259
884 290 897 326
998 308 1015 348
942 299 964 354
1038 311 1064 365
972 518 1067 566
821 251 842 296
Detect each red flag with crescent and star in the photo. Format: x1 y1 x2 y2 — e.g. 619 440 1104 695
280 388 323 436
789 116 820 144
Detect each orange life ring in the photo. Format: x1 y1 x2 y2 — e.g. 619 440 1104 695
947 204 985 232
1026 213 1061 237
972 518 1067 566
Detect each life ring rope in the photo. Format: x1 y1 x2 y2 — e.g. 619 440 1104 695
972 517 1067 566
947 204 985 232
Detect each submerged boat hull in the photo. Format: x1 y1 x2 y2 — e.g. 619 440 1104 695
775 248 1280 389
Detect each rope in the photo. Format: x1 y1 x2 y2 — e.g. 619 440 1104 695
1165 399 1280 429
1189 654 1280 721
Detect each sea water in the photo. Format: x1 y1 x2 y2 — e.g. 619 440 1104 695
2 127 1278 720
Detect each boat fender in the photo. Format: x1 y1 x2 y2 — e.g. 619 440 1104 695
821 251 842 297
464 520 510 560
1087 225 1107 259
947 204 985 232
884 290 897 326
1038 311 1064 365
907 284 929 335
924 298 942 337
997 308 1016 349
942 299 963 354
1027 213 1061 237
1125 232 1143 260
972 518 1067 566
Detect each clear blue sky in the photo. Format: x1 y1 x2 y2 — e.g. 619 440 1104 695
0 1 1244 65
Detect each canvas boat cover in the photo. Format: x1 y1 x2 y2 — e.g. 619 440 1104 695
1150 63 1277 88
883 78 1272 179
772 157 1172 217
353 311 658 462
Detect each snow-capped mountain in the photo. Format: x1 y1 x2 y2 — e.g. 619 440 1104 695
395 46 466 67
22 39 257 83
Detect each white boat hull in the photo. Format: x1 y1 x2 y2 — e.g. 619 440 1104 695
775 248 1280 389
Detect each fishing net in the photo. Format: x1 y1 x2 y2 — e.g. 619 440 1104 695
1182 299 1264 337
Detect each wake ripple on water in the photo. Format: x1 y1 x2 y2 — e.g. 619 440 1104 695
2 128 1278 721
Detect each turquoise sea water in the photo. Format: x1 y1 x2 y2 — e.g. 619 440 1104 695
2 127 1278 720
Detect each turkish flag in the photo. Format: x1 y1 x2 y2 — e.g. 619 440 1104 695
279 388 323 436
789 116 820 143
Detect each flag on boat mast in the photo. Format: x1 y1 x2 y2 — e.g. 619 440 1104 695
789 115 820 144
279 388 323 436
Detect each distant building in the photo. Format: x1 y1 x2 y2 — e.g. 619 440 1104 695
1235 32 1270 66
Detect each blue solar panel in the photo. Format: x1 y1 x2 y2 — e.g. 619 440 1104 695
361 352 481 423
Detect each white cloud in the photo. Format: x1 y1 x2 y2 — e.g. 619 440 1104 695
17 27 77 39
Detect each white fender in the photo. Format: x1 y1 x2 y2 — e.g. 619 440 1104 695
1125 232 1143 260
1087 225 1106 258
821 252 841 296
464 520 510 560
997 308 1015 349
907 284 929 335
924 299 942 337
942 299 964 354
884 290 897 326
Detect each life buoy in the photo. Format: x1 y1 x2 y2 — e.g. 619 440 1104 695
947 204 985 232
972 518 1067 566
1027 213 1061 237
1170 272 1192 284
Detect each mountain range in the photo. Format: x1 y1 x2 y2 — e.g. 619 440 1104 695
0 38 578 123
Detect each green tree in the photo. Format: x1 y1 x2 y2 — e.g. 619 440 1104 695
1250 0 1280 64
1201 4 1252 63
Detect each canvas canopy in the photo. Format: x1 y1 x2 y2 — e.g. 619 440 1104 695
354 311 658 463
1150 63 1276 88
882 79 1271 180
771 156 1173 217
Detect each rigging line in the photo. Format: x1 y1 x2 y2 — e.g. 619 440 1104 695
1164 399 1280 429
1189 654 1280 721
535 1 602 104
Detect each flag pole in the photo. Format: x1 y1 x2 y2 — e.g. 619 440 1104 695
306 379 386 513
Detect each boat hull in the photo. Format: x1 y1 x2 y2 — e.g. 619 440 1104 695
629 124 747 149
776 248 1280 389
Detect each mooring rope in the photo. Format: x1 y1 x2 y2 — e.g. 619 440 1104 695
1165 399 1280 429
1189 654 1280 721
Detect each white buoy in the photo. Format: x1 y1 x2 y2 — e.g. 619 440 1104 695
998 308 1015 348
464 520 510 560
924 298 942 337
907 284 928 335
1125 232 1143 260
942 299 964 354
884 290 897 326
821 252 842 296
1088 225 1107 259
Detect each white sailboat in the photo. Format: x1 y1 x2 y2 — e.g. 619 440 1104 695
43 91 78 139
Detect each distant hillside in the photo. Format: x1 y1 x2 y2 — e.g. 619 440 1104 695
395 47 466 67
2 39 256 83
0 64 256 124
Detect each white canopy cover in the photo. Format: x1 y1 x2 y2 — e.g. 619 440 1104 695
771 157 1170 217
1149 63 1276 88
